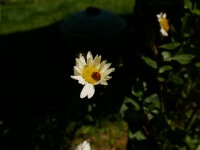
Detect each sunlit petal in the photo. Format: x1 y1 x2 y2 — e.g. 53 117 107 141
103 68 115 77
99 60 107 71
100 63 112 73
93 55 101 68
85 51 94 66
100 80 108 85
76 58 84 70
160 28 168 36
80 83 94 98
87 85 95 99
74 66 82 75
79 54 86 66
75 141 91 150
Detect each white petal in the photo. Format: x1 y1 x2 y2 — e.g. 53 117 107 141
80 83 95 99
79 54 86 66
80 85 89 98
103 68 115 77
87 51 93 64
105 76 112 80
87 85 95 99
74 66 82 75
79 79 87 85
71 75 82 80
100 80 108 85
76 141 91 150
156 14 161 19
93 55 101 67
98 60 107 71
71 75 86 85
160 28 168 36
87 57 93 66
82 141 91 149
76 58 84 71
100 63 111 73
162 13 166 18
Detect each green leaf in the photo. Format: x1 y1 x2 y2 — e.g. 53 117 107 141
170 75 184 84
192 9 200 16
157 76 166 82
132 90 143 98
125 97 141 111
141 56 157 69
159 65 173 73
120 97 141 117
129 130 147 140
120 102 129 117
195 62 200 68
161 51 172 61
172 54 195 65
184 0 192 9
158 42 181 50
144 93 160 110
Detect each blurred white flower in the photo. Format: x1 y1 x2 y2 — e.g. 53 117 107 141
71 51 115 99
156 12 170 37
75 141 91 150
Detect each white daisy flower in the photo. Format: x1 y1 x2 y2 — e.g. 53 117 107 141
75 141 91 150
156 12 170 37
71 51 115 99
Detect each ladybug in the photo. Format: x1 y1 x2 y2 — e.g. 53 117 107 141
92 72 101 81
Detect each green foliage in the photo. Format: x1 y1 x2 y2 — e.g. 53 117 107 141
172 54 195 65
192 9 200 15
129 130 146 140
158 42 181 50
120 0 200 149
195 62 200 68
141 56 158 69
170 75 184 85
120 97 141 118
158 65 173 73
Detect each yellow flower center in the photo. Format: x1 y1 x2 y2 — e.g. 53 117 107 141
160 18 170 32
82 66 101 84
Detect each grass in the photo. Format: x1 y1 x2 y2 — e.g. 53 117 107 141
68 117 128 150
0 0 135 34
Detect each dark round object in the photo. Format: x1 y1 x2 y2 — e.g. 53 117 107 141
60 7 127 38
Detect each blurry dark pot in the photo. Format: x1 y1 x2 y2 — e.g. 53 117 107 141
60 7 127 53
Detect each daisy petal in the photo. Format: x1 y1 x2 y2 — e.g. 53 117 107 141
76 58 84 70
75 141 91 150
78 78 87 85
162 13 166 18
87 57 93 66
71 75 86 85
99 60 107 71
71 75 82 80
103 68 115 77
105 76 112 80
100 80 108 85
74 66 82 75
79 54 86 66
160 28 168 36
87 51 93 65
87 85 95 99
93 55 101 67
80 83 94 99
100 63 111 73
156 14 161 19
